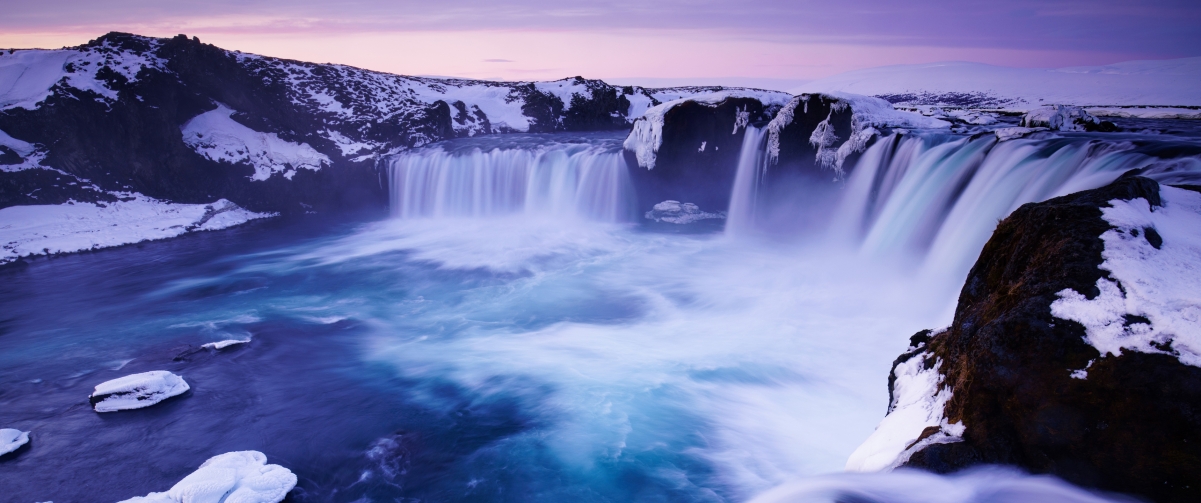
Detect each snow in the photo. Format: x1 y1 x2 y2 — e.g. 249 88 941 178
119 451 297 503
202 339 250 350
624 90 793 169
322 129 377 157
90 370 190 412
1020 105 1100 131
796 57 1201 111
534 78 593 110
0 195 274 265
644 200 726 224
1 428 30 456
181 104 331 181
846 344 963 472
1084 106 1201 120
0 127 48 172
994 127 1048 142
0 40 167 111
1051 185 1201 368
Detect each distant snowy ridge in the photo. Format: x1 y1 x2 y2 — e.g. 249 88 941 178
795 57 1201 115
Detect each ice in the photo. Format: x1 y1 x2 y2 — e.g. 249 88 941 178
993 127 1048 141
846 339 963 472
181 104 331 181
0 428 30 456
0 195 274 264
1051 185 1201 368
119 451 297 503
89 370 190 412
795 57 1201 112
202 339 251 350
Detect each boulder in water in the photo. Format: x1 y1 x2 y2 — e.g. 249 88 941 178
119 451 297 503
90 370 190 412
644 200 726 224
1021 105 1117 132
1 428 30 457
851 174 1201 502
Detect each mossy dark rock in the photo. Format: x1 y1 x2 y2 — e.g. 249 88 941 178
894 174 1201 502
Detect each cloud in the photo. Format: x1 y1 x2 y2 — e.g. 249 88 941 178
483 59 514 63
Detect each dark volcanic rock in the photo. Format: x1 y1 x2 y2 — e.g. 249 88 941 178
624 96 777 213
878 174 1201 502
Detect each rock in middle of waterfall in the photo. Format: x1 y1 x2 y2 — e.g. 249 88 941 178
644 200 726 224
90 370 191 412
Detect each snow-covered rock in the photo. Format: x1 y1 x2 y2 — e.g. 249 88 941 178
1020 105 1104 132
0 428 30 456
644 200 726 224
624 90 793 170
89 370 190 412
1051 185 1201 368
181 104 330 181
0 195 274 265
202 339 251 350
795 57 1201 112
120 451 297 503
846 331 963 472
993 126 1048 142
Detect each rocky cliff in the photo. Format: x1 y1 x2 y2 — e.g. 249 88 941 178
848 173 1201 502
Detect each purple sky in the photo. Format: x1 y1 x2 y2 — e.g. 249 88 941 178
3 0 1199 85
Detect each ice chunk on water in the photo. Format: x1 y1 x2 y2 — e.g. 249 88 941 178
644 200 726 224
0 428 30 456
119 451 297 503
89 370 190 412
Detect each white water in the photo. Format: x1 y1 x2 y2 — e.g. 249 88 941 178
387 135 634 222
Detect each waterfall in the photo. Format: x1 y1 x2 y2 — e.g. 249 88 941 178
730 129 1201 280
386 135 636 222
726 125 769 235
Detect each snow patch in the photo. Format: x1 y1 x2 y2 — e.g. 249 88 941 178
1021 105 1101 131
1051 185 1201 367
846 348 963 472
994 127 1049 142
119 451 297 503
90 370 190 412
202 339 251 350
644 200 726 224
0 428 30 456
0 195 274 265
182 104 330 181
0 40 168 111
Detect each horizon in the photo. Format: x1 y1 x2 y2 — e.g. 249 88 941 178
3 0 1198 86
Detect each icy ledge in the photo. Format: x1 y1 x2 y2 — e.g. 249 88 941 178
120 451 297 503
1 428 30 456
0 196 274 265
1051 185 1201 370
845 333 964 472
90 370 190 412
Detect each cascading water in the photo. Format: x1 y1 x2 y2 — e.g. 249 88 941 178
729 128 1201 282
386 133 636 222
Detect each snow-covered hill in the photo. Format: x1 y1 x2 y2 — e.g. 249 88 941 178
794 57 1201 117
0 32 781 264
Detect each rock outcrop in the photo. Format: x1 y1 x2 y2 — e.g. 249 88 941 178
851 173 1201 502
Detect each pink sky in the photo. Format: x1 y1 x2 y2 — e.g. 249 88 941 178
2 1 1197 87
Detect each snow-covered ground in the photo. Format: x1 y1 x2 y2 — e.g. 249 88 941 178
0 196 274 265
90 370 190 412
795 57 1201 115
1051 184 1201 370
120 451 296 503
181 104 330 181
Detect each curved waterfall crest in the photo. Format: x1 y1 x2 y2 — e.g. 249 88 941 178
385 134 636 222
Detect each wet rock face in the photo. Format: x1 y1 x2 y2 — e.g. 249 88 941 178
624 97 774 214
899 174 1201 503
